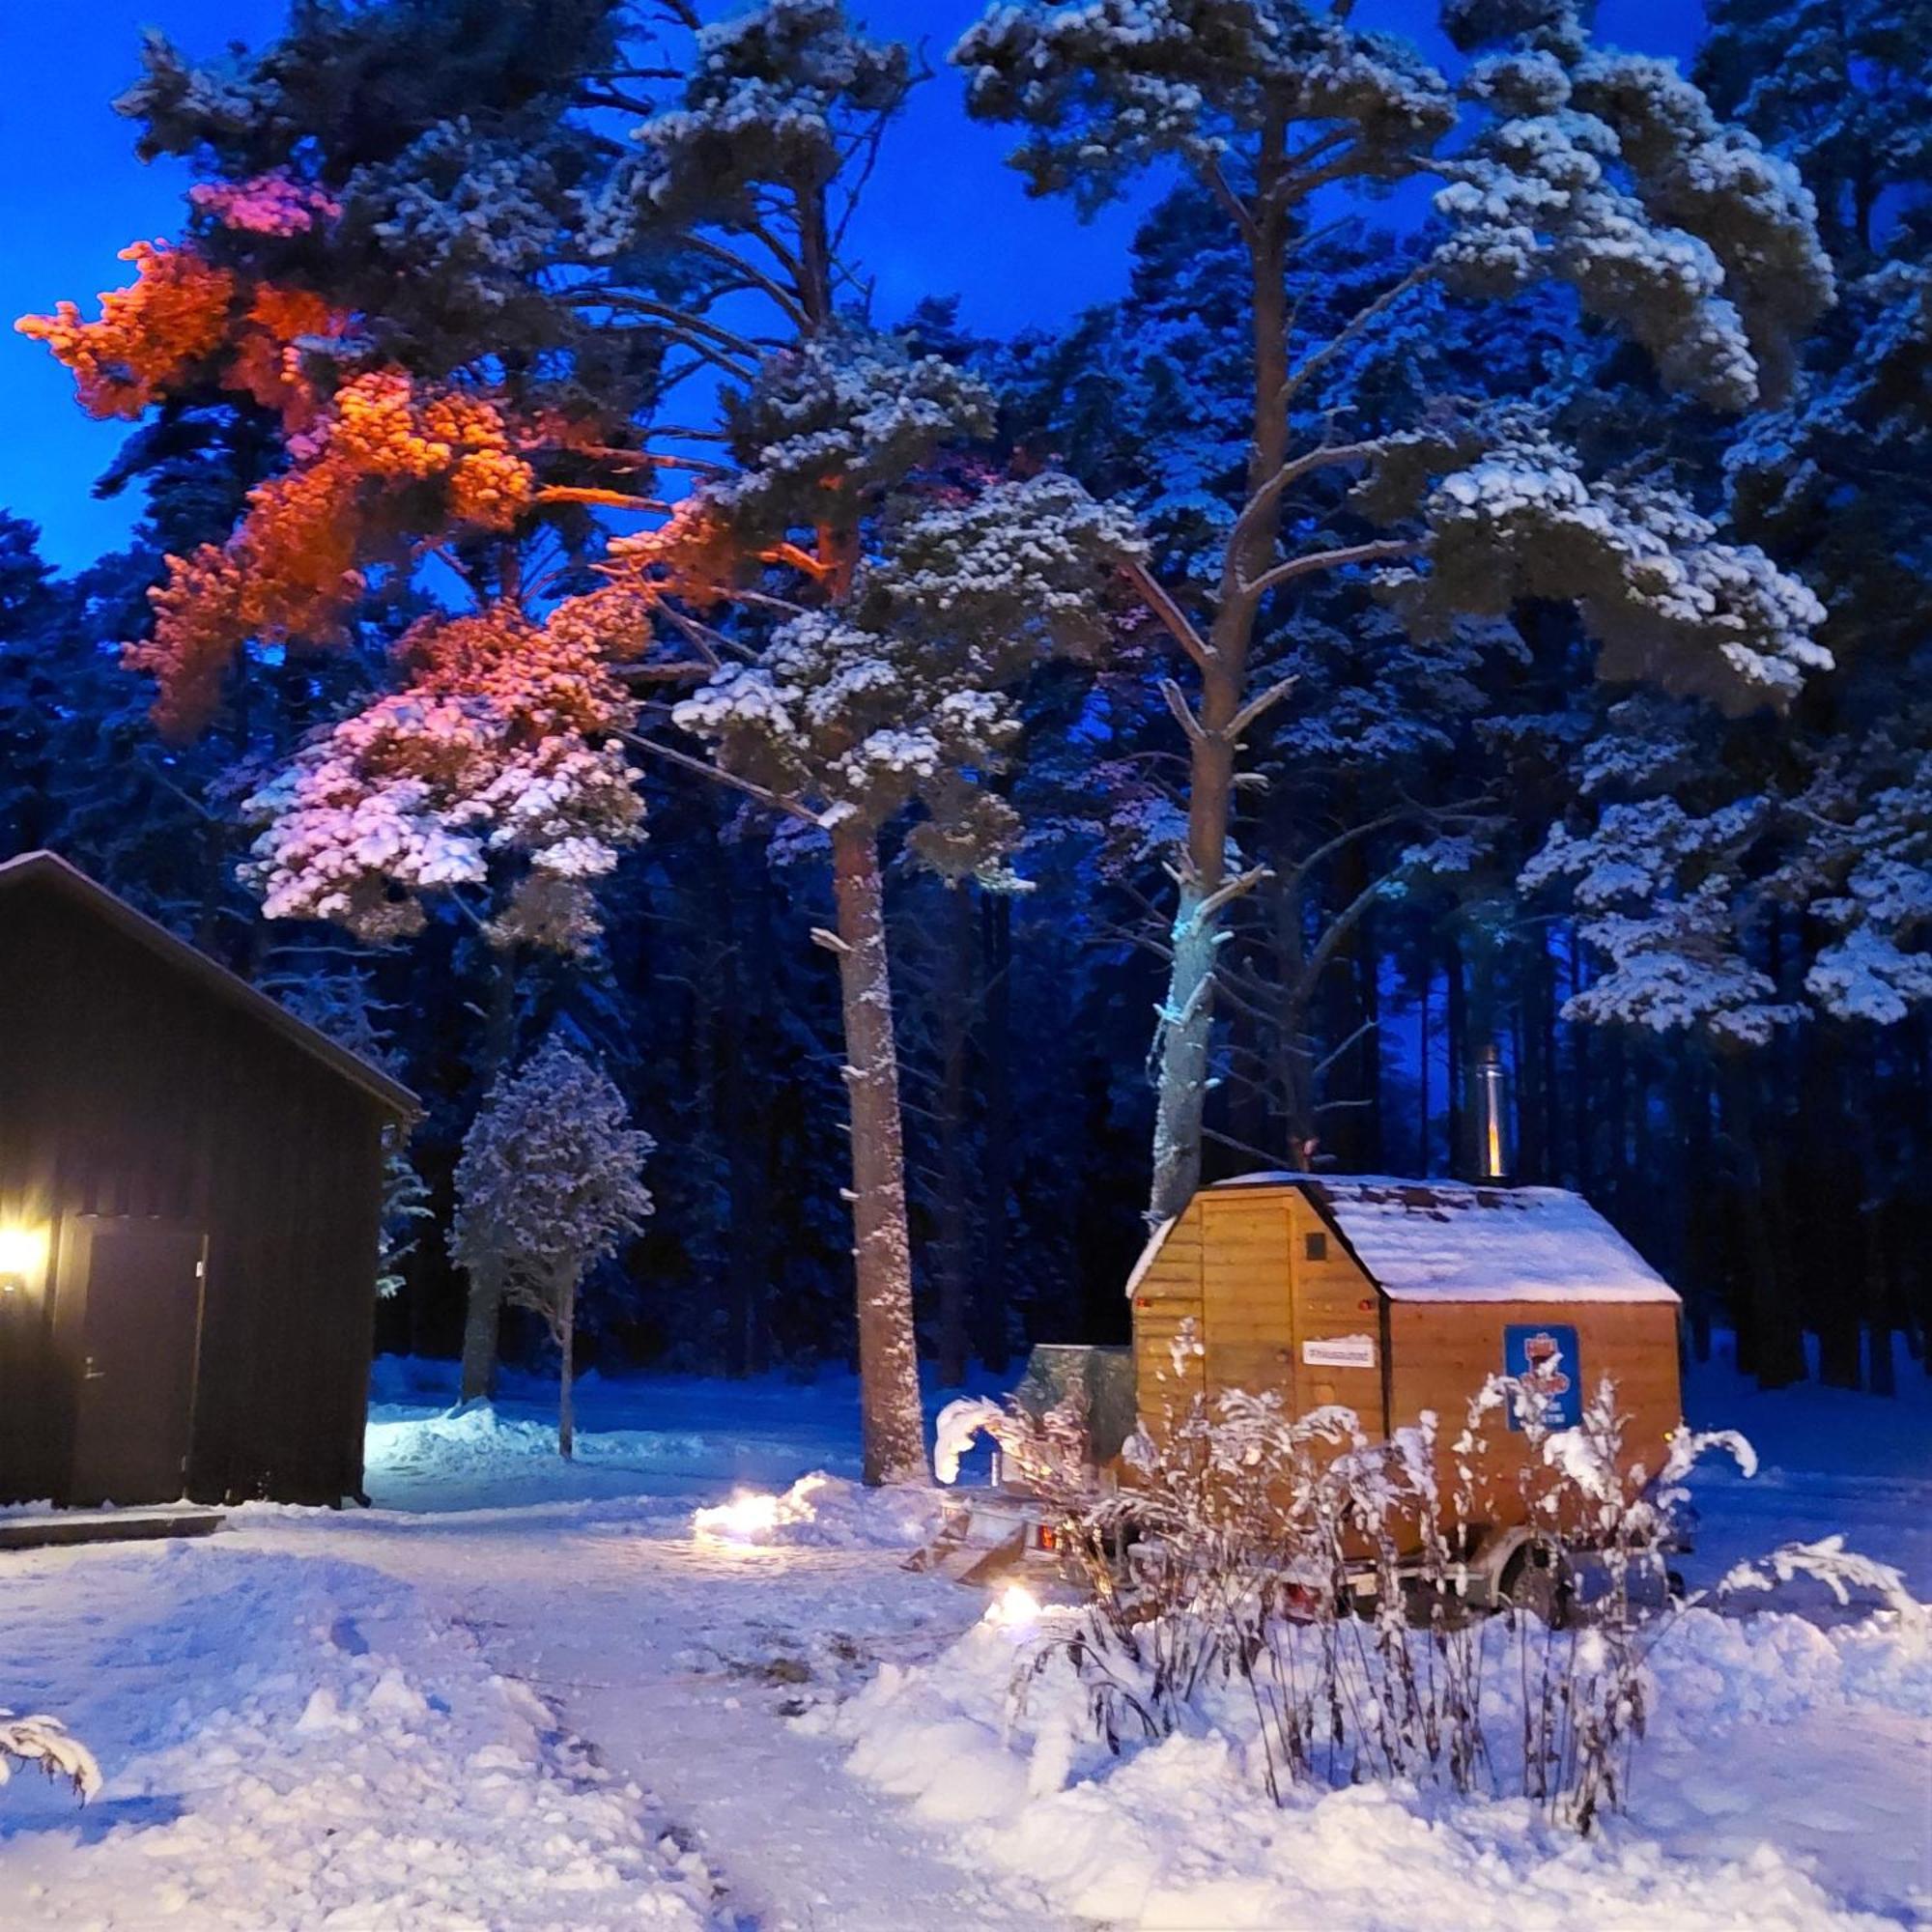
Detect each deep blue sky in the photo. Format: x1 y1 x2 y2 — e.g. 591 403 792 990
1 1 1695 574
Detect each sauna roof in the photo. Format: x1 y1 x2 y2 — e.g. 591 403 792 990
0 850 418 1118
1201 1174 1681 1305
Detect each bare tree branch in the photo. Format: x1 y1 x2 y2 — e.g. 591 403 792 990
1278 262 1435 412
617 728 822 826
1229 674 1298 740
1241 536 1423 601
1123 557 1216 672
1159 677 1208 743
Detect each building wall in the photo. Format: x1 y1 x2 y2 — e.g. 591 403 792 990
0 884 385 1506
1129 1183 1684 1529
1128 1197 1206 1444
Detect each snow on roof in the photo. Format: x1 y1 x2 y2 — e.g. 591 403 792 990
1208 1173 1679 1304
1122 1215 1178 1302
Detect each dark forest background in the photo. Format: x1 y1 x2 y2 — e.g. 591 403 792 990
2 0 1928 1398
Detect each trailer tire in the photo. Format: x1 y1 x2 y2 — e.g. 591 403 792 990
1499 1545 1573 1629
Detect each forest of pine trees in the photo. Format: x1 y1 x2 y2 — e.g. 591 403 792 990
3 0 1927 1420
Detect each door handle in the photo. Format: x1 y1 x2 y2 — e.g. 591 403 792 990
82 1356 106 1381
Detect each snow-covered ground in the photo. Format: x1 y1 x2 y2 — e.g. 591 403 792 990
0 1350 1924 1930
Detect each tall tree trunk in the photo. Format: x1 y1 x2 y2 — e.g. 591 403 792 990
829 821 926 1484
1444 932 1466 1175
1150 877 1225 1223
1567 929 1590 1192
1805 1029 1863 1388
735 863 784 1378
459 941 520 1403
1416 959 1433 1175
557 1286 576 1460
1270 865 1316 1157
976 893 1013 1374
934 885 976 1387
1681 1050 1717 1363
1538 938 1561 1183
718 895 766 1377
1721 1057 1806 1389
1147 161 1291 1227
1325 820 1378 1170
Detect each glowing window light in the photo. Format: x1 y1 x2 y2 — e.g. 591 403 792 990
0 1225 47 1291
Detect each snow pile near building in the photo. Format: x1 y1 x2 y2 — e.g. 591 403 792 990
693 1472 944 1550
1660 1598 1932 1720
809 1599 1930 1930
0 1543 724 1930
363 1401 714 1510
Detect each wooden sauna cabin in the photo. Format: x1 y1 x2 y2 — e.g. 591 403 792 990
0 851 417 1510
1126 1173 1684 1596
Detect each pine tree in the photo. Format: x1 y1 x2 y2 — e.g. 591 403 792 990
451 1037 653 1456
956 0 1835 1226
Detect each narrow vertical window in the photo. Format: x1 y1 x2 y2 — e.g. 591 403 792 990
1304 1232 1327 1262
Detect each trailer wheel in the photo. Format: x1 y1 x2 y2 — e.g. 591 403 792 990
1498 1545 1573 1629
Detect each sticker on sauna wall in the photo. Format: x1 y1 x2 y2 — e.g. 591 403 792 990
1301 1335 1377 1370
1503 1323 1579 1430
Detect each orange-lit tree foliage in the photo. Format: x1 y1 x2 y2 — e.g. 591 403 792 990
21 247 575 739
21 0 1136 1475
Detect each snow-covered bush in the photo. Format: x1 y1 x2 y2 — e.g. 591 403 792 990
976 1346 1771 1833
0 1708 99 1802
451 1037 654 1457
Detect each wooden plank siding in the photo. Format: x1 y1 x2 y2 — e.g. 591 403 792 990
1386 1297 1682 1497
1283 1189 1387 1430
1129 1199 1206 1442
0 864 404 1508
1127 1180 1684 1540
1198 1190 1293 1405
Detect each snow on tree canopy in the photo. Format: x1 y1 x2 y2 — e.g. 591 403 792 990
1204 1174 1680 1304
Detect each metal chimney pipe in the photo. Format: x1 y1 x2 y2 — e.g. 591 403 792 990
1472 1042 1513 1183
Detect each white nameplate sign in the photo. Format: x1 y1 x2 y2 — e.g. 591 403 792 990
1302 1335 1378 1370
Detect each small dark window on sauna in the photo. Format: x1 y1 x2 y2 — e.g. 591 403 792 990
1304 1232 1328 1262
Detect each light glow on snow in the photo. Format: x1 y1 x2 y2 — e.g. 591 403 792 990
981 1583 1042 1629
694 1489 786 1543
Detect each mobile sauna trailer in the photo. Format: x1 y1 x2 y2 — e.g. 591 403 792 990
1126 1173 1684 1600
0 851 416 1510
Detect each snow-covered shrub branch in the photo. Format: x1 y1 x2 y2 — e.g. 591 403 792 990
0 1709 99 1803
966 1350 1883 1835
1719 1536 1929 1628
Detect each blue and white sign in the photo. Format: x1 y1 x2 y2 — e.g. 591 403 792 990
1503 1323 1579 1431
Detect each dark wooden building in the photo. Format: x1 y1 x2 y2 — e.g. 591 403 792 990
0 852 416 1509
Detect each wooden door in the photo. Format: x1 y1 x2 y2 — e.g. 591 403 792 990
69 1222 206 1506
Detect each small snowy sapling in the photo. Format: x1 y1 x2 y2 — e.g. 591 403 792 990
451 1038 654 1457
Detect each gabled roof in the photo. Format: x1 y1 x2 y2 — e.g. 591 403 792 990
0 850 418 1119
1204 1172 1678 1305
